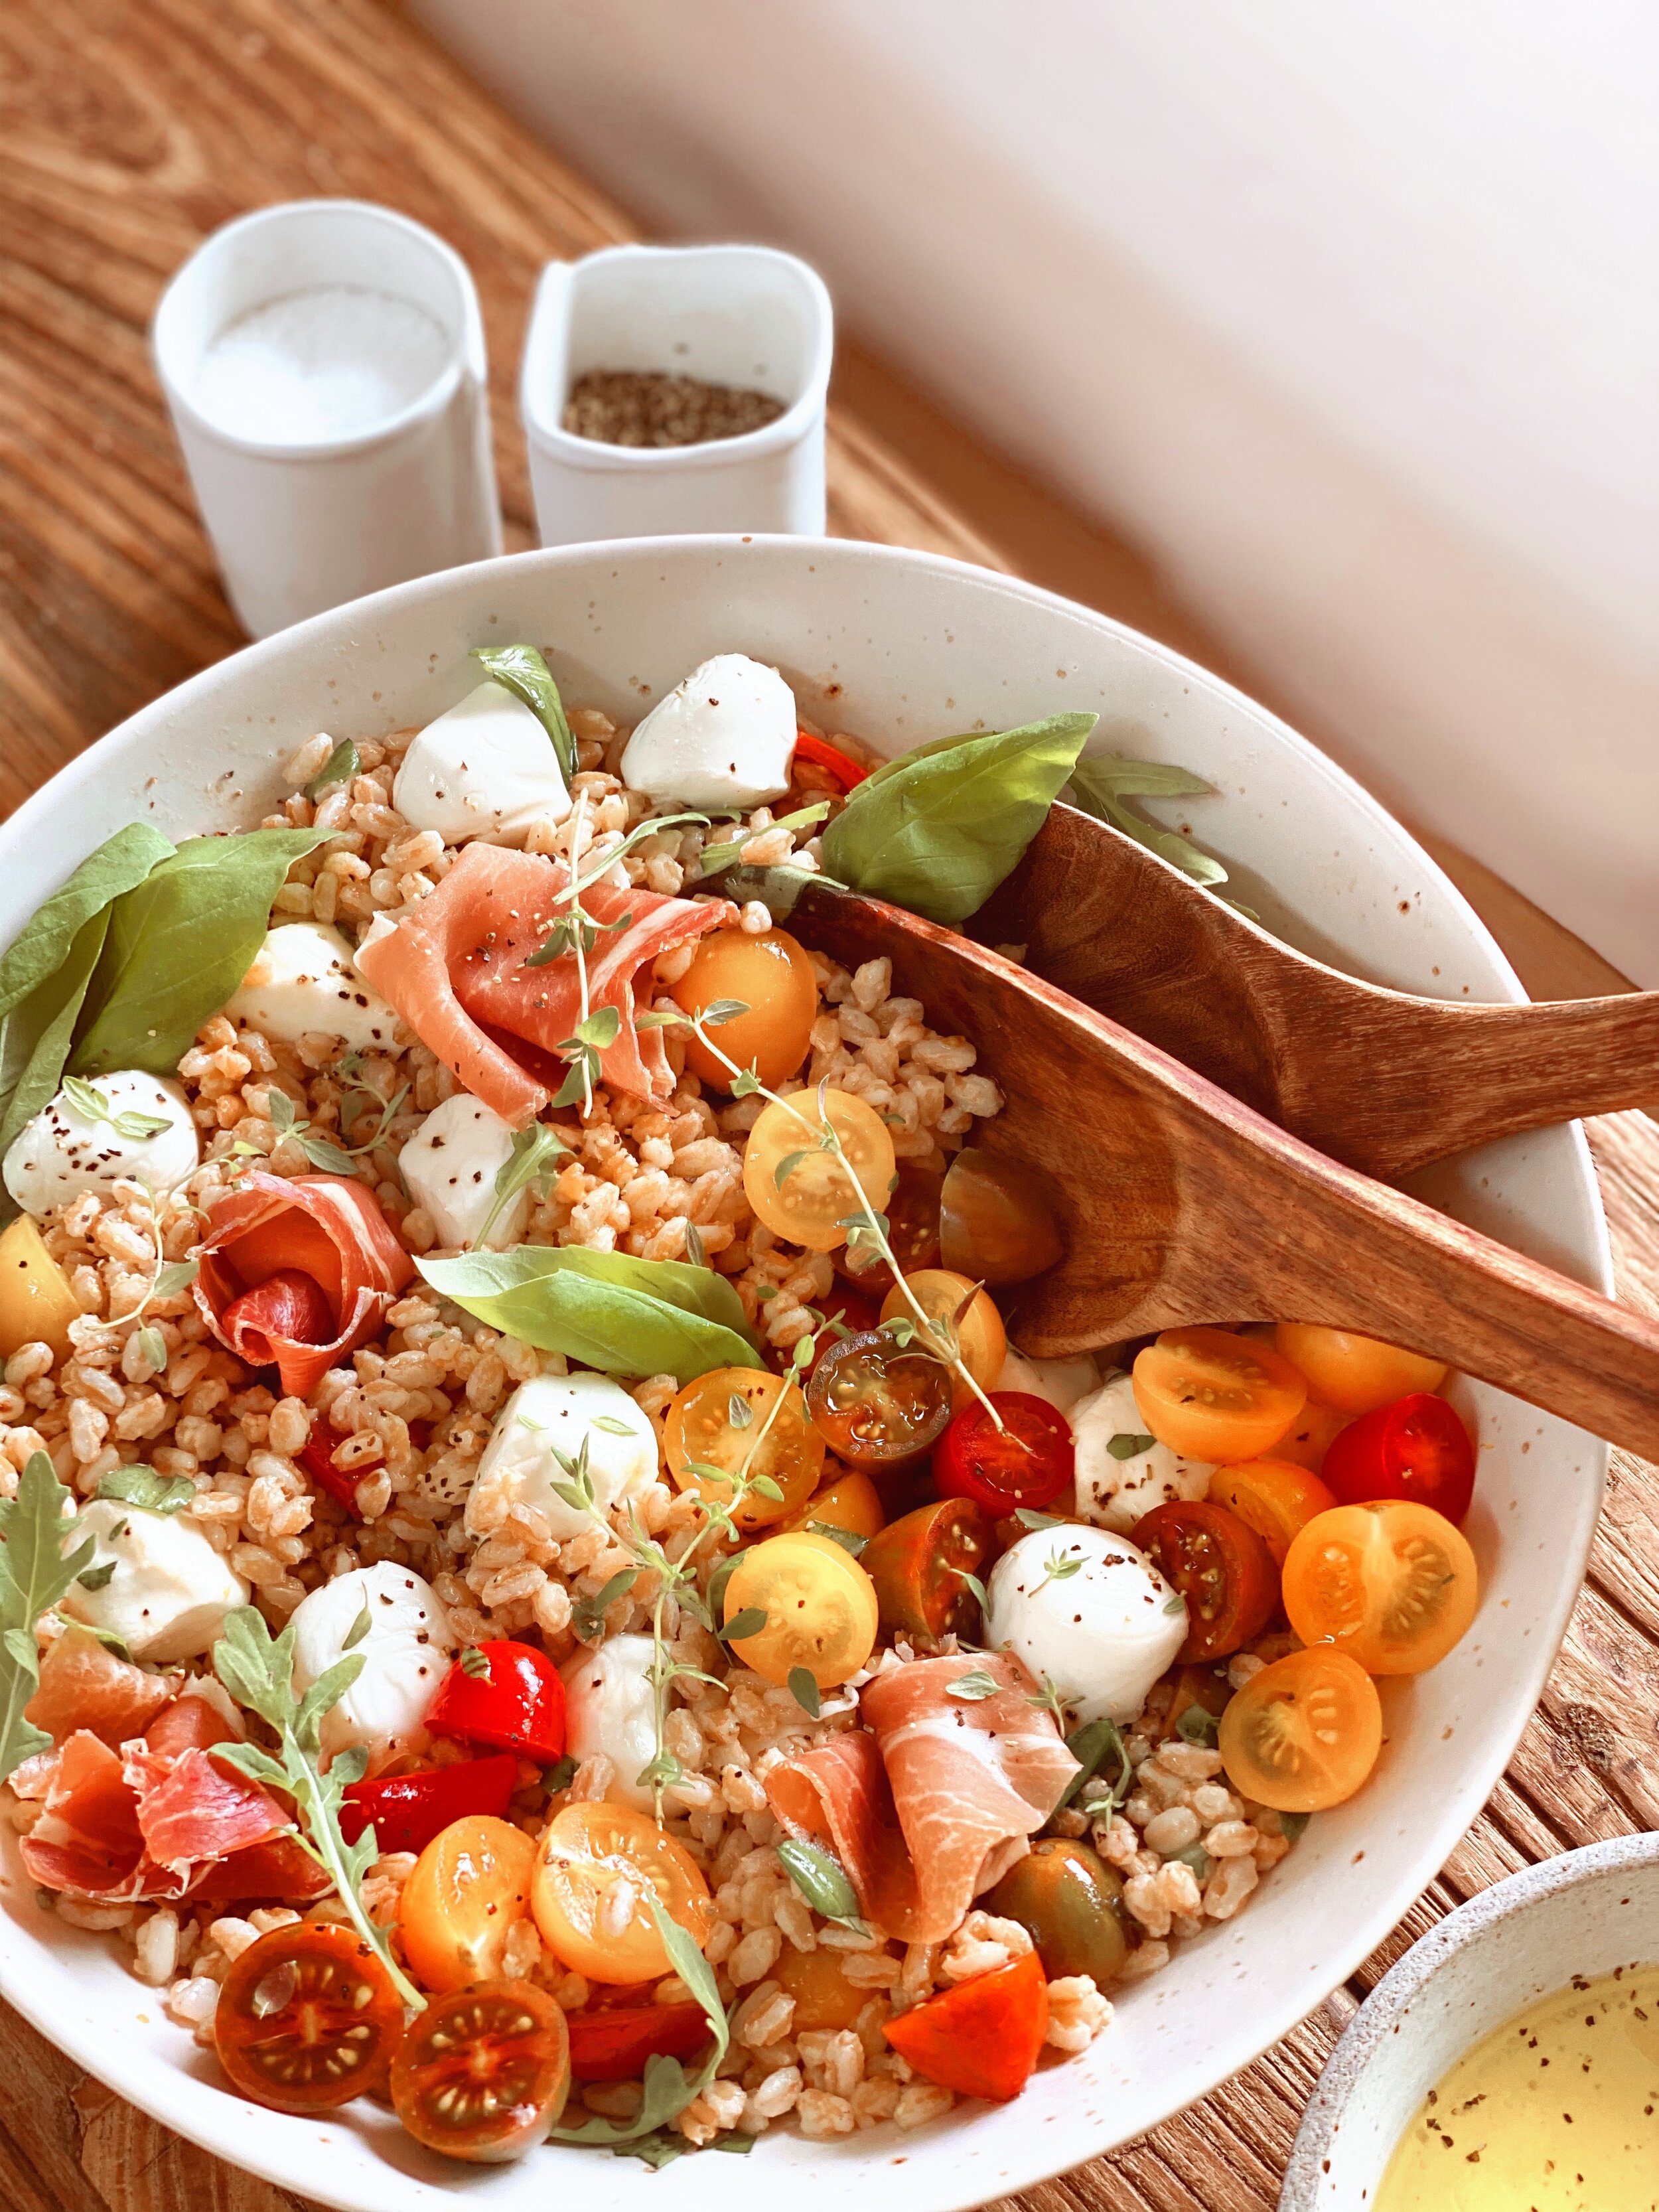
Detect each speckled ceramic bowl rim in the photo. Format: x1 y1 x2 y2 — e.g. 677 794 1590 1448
1279 1831 1659 2209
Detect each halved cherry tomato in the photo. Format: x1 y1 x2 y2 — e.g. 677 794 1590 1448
566 2001 711 2082
1155 1660 1233 1743
665 1366 824 1528
1131 1500 1279 1662
743 1087 895 1252
841 1161 943 1290
1207 1459 1339 1566
1282 1499 1479 1674
784 1466 887 1542
724 1530 879 1688
879 1269 1006 1404
1218 1647 1384 1811
390 1980 569 2163
861 1496 996 1645
1133 1328 1307 1462
938 1150 1064 1288
673 926 820 1093
214 1923 403 2113
772 1943 867 2030
1274 1325 1447 1416
1263 1397 1353 1474
793 729 869 792
532 1802 713 1984
401 1813 536 1994
934 1391 1074 1513
883 1949 1049 2102
426 1642 567 1761
1321 1392 1477 1523
806 1327 954 1467
340 1754 518 1857
815 1281 883 1345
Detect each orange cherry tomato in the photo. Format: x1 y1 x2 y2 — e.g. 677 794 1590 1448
883 1949 1049 2102
214 1924 403 2113
743 1087 895 1252
938 1150 1065 1288
1274 1325 1447 1416
861 1496 996 1645
1218 1647 1384 1811
879 1269 1006 1405
784 1467 886 1542
773 1943 867 2030
1131 1500 1280 1662
723 1530 879 1688
672 926 820 1093
664 1366 824 1528
1282 1499 1479 1674
1208 1459 1339 1566
400 1814 536 1994
1263 1396 1354 1474
841 1160 943 1290
1132 1327 1307 1463
390 1980 570 2163
531 1803 713 1984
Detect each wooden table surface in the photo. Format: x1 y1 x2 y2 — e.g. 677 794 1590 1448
2 4 1656 2208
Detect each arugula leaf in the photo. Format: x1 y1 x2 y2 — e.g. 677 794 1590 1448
822 713 1096 922
695 801 831 880
210 1606 423 2008
470 644 576 782
96 1467 194 1516
776 1838 867 1931
1066 755 1230 893
71 829 336 1077
417 1246 762 1386
0 1453 96 1781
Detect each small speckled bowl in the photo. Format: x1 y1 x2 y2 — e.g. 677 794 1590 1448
1280 1832 1659 2209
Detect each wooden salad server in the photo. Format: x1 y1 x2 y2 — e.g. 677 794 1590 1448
970 804 1659 1181
789 881 1659 1461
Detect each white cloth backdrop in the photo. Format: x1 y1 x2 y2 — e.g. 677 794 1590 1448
410 0 1659 982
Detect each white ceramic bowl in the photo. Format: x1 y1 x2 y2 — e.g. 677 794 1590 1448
1279 1833 1659 2208
0 538 1613 2212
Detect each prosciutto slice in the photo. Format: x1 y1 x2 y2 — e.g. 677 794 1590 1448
765 1653 1079 1944
194 1171 413 1397
355 843 722 1128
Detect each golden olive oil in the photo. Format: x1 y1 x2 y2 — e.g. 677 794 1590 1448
1374 1962 1659 2210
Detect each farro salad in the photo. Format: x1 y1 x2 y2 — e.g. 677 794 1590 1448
0 647 1483 2166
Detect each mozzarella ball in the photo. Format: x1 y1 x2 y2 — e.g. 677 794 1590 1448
618 654 797 809
984 1524 1188 1726
3 1072 198 1215
996 1346 1100 1418
468 1374 658 1542
560 1634 658 1810
290 1562 455 1755
1072 1371 1214 1533
58 1498 248 1664
394 680 573 846
227 922 399 1051
400 1094 528 1250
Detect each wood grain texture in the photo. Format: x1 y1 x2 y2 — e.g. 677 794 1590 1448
0 3 1656 2209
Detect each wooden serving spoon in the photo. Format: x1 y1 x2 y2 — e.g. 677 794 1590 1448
790 880 1659 1461
971 804 1659 1181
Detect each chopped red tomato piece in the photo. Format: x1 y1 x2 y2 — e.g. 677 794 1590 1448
883 1950 1048 2101
297 1436 366 1513
190 1833 334 1907
793 731 869 792
566 2001 712 2082
427 1642 567 1762
339 1753 519 1856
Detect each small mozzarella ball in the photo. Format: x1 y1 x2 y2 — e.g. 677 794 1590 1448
619 654 797 809
985 1524 1188 1726
290 1562 454 1755
393 680 572 845
560 1634 658 1810
3 1072 198 1215
400 1094 528 1250
59 1499 248 1664
228 922 399 1051
1072 1372 1214 1533
996 1346 1100 1418
469 1374 658 1542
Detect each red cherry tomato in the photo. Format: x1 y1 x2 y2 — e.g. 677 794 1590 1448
1321 1391 1477 1522
882 1950 1048 2102
427 1643 567 1762
1131 1500 1280 1662
932 1392 1074 1513
565 2002 712 2082
214 1924 403 2112
804 1283 884 1375
793 730 869 792
390 1980 570 2163
340 1753 519 1856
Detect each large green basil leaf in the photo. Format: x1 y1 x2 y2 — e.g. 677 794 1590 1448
70 828 334 1078
1067 755 1230 891
470 644 576 783
0 823 175 1023
417 1246 763 1384
822 713 1097 924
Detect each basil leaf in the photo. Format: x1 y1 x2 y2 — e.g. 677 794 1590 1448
822 713 1097 923
0 824 175 1024
71 828 336 1077
471 644 576 782
776 1838 865 1930
97 1467 195 1516
0 1454 97 1782
1067 756 1230 891
1279 1812 1311 1843
703 863 835 918
1107 1431 1157 1461
417 1246 762 1386
806 1521 868 1557
304 738 359 798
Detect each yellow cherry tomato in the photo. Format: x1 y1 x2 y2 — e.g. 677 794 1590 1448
879 1269 1006 1405
1263 1396 1354 1474
772 1942 867 2030
664 1367 824 1530
742 1088 895 1253
784 1468 886 1542
723 1530 879 1688
1208 1459 1339 1567
1282 1499 1479 1675
672 927 820 1093
400 1814 536 1994
531 1803 713 1984
1218 1648 1383 1812
0 1215 81 1361
1274 1325 1448 1416
1132 1327 1307 1463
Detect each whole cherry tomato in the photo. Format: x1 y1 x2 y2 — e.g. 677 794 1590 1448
340 1753 518 1856
390 1980 569 2163
933 1392 1074 1513
861 1496 997 1645
1321 1392 1477 1522
1131 1499 1279 1662
214 1924 403 2112
1274 1325 1447 1416
1207 1459 1338 1566
938 1150 1064 1288
427 1642 567 1761
566 2002 712 2082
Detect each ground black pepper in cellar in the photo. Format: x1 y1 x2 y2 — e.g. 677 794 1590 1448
562 369 786 447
